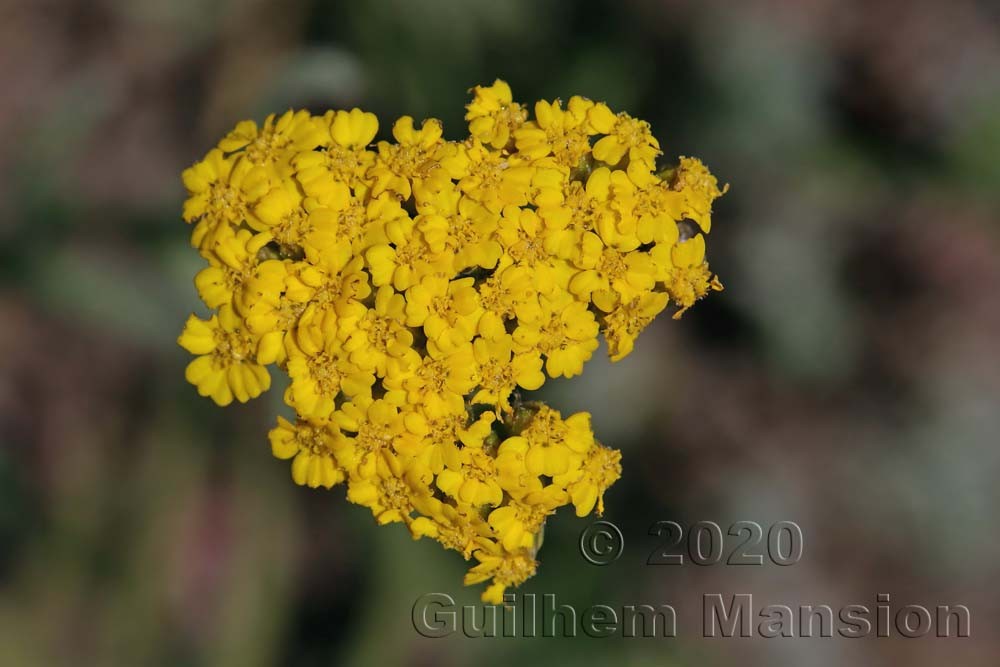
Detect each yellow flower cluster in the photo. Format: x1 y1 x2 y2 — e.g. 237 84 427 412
177 80 725 602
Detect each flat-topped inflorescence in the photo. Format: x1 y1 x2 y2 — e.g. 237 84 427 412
178 80 725 602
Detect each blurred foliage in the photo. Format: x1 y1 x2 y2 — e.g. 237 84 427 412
1 0 998 665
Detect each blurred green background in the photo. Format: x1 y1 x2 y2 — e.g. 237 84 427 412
1 0 998 665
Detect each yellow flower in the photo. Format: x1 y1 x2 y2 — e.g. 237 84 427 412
457 140 535 213
249 179 316 245
193 227 259 309
514 96 599 168
569 240 657 312
553 443 622 517
270 416 348 489
495 204 565 294
304 191 400 257
654 234 724 318
182 150 244 218
241 259 293 335
394 408 495 478
339 285 415 377
364 216 449 291
591 112 660 171
494 435 536 498
346 450 428 525
471 335 544 414
476 265 540 340
464 545 537 605
575 166 643 251
284 334 374 421
284 254 371 324
513 291 599 378
465 79 527 149
178 304 271 406
407 497 493 558
394 341 479 419
634 181 685 245
488 499 557 552
334 398 404 479
603 291 670 361
181 150 264 252
437 444 504 507
218 110 327 174
518 406 593 476
294 107 379 190
370 116 446 200
429 194 503 272
667 156 727 233
403 275 482 351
